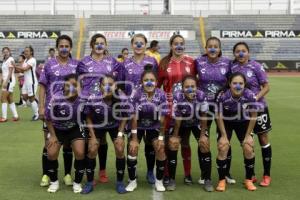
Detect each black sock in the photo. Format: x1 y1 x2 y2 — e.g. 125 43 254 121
262 145 272 176
145 144 155 172
116 157 126 182
86 157 96 182
42 148 48 175
168 150 178 180
199 150 212 180
127 156 137 181
47 159 58 182
226 146 232 176
74 159 85 184
156 160 166 181
63 147 73 175
216 159 227 180
98 143 108 171
244 158 255 180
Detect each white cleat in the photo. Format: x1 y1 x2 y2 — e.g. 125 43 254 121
198 177 205 185
155 179 166 192
126 179 137 192
47 181 59 193
73 182 82 193
225 176 236 184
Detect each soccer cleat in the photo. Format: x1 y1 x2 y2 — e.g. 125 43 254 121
47 181 59 193
125 179 137 192
163 176 170 186
155 179 166 192
63 174 73 186
204 180 214 192
0 118 7 123
166 179 176 191
252 176 257 183
216 179 226 192
198 177 205 185
116 181 127 194
259 176 271 187
40 175 50 187
184 175 193 185
81 182 94 194
146 171 155 184
12 117 19 122
73 182 82 193
225 175 236 184
99 170 109 183
244 179 257 191
31 115 39 121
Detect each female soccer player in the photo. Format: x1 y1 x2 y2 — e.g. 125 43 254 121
215 72 258 191
122 34 158 184
0 47 19 122
15 46 39 121
82 74 131 194
45 74 85 193
77 33 123 184
194 37 234 186
16 54 26 107
39 35 78 187
167 75 209 191
126 67 168 192
231 42 272 187
158 34 196 186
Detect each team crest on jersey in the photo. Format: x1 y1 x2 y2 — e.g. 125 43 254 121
185 66 191 73
128 68 133 74
247 71 253 77
95 108 101 114
167 67 172 73
88 67 93 73
220 68 226 75
54 71 60 76
201 68 206 74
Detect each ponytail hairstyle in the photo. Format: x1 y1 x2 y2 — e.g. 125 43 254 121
56 35 73 58
203 36 222 57
2 47 12 58
90 33 109 56
216 71 249 102
160 34 185 71
25 45 34 57
232 41 250 63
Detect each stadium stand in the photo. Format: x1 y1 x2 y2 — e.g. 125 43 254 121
84 15 201 57
0 15 75 62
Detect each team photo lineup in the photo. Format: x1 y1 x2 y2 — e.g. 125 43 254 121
1 32 274 195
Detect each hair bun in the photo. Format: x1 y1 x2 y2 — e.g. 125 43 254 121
144 64 153 72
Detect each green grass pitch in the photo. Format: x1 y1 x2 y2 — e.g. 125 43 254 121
0 77 299 200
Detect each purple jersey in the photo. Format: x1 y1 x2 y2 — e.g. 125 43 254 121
216 89 260 122
84 91 132 129
39 57 78 107
45 92 81 130
77 55 123 100
231 60 268 108
131 87 168 130
195 55 231 102
122 55 158 96
173 89 208 127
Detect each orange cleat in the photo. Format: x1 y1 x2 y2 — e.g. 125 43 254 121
0 118 7 122
12 117 19 122
252 176 257 183
99 170 109 183
260 176 271 187
245 179 257 191
216 179 226 192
